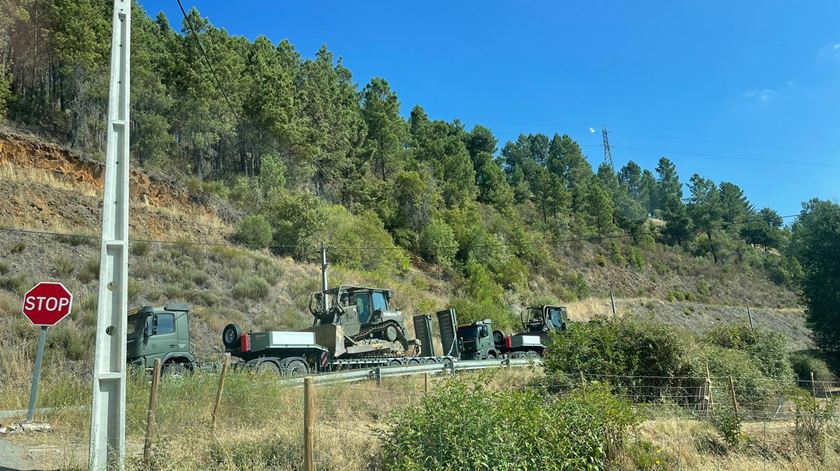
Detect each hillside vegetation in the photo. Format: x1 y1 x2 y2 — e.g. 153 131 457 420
0 1 803 329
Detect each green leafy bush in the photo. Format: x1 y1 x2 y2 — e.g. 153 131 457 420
418 218 457 266
235 214 274 249
790 351 835 383
710 407 742 449
377 378 637 470
544 318 699 396
705 324 793 380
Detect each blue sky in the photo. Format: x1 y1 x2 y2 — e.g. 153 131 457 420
140 0 840 217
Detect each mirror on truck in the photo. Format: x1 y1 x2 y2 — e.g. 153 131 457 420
143 316 152 338
480 325 489 338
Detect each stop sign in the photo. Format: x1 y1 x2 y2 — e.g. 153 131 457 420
22 282 74 326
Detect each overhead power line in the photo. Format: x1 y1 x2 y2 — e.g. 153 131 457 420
609 145 840 169
175 0 241 122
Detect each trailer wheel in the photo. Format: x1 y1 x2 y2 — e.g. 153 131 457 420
526 351 540 360
388 358 402 367
222 324 242 349
442 358 455 372
284 359 308 378
257 360 280 374
408 358 421 365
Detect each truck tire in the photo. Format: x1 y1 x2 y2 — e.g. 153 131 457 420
493 330 505 346
257 359 280 374
222 324 242 349
284 359 308 378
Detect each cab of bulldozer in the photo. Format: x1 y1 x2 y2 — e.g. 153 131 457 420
524 305 568 333
348 287 404 327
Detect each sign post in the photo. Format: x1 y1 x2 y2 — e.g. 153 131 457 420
21 282 74 422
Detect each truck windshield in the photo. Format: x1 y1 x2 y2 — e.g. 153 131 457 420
458 326 478 340
127 314 146 339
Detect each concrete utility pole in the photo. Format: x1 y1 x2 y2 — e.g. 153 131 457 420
89 1 130 469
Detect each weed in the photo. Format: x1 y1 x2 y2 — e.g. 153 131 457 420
128 279 142 303
0 262 8 275
130 240 151 257
56 231 96 247
79 257 99 283
53 255 76 277
710 408 742 449
9 241 26 254
0 273 29 295
232 276 270 301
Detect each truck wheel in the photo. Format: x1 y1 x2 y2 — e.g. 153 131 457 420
384 324 399 342
257 360 280 374
492 330 505 345
408 358 421 366
526 351 540 360
284 359 308 378
222 324 242 349
162 362 187 378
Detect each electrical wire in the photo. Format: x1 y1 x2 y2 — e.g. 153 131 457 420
175 0 241 122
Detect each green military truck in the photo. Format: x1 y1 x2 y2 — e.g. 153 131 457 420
126 304 197 374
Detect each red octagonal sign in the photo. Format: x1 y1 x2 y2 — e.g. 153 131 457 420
22 282 74 326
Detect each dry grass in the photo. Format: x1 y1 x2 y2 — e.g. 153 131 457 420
631 418 840 470
0 367 544 470
0 162 99 197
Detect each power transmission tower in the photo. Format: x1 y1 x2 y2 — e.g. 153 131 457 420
89 0 130 469
601 127 613 170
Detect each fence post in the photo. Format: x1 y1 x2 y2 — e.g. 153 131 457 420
810 371 817 398
375 367 383 387
212 353 231 429
143 359 162 467
728 375 739 420
424 372 430 394
304 376 315 471
705 363 714 415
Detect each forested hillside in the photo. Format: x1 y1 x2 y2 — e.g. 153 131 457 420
0 1 805 330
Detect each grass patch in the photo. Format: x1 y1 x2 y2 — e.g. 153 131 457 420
232 276 270 301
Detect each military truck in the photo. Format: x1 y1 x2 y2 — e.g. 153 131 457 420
436 309 545 361
127 304 197 374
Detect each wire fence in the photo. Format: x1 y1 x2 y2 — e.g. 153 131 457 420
1 367 837 470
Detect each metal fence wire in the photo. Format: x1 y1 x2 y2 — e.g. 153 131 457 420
1 367 838 470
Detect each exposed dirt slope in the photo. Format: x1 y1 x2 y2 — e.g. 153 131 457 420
0 126 235 242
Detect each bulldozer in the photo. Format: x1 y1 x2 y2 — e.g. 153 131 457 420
308 285 412 352
519 305 568 342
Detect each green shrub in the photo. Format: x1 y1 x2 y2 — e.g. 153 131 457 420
0 262 8 275
377 378 638 470
418 218 457 266
699 345 781 410
235 214 274 249
544 318 699 396
53 256 75 277
56 231 95 247
130 240 151 257
318 206 409 274
127 279 142 303
622 439 674 470
710 407 742 449
232 276 270 301
79 257 99 283
0 273 29 295
705 324 793 380
790 351 835 383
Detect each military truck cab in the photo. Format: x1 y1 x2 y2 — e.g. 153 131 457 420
457 320 499 360
127 304 195 373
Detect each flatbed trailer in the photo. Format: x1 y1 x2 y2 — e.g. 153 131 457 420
222 323 455 377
